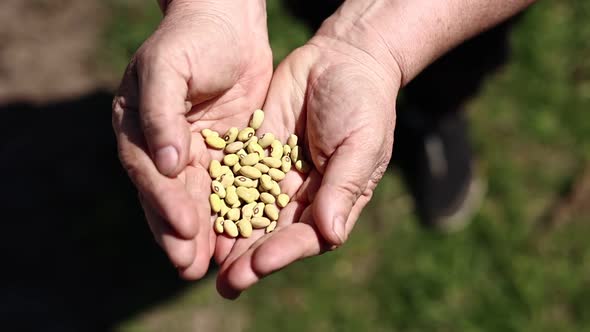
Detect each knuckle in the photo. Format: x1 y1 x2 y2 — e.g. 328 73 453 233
140 111 169 136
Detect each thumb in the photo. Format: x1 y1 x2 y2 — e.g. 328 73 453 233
312 138 382 246
137 53 191 177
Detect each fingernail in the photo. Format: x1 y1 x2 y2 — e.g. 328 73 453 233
332 215 346 244
155 146 178 176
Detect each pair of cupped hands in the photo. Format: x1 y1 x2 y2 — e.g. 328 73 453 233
112 0 401 299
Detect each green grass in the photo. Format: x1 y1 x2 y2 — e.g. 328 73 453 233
104 1 590 331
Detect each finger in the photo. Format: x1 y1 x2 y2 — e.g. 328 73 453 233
217 205 329 299
214 236 236 266
136 50 192 177
312 139 381 246
217 192 372 299
178 165 214 280
113 95 199 239
259 48 318 141
140 197 196 269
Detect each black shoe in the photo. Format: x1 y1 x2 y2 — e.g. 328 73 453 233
392 108 485 231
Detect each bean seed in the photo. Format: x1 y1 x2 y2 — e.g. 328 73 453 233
211 180 226 198
270 140 283 159
209 160 223 179
262 157 282 168
240 166 262 179
205 135 226 150
232 163 241 174
227 208 240 221
220 172 234 188
260 174 273 191
220 165 231 177
251 189 261 203
209 193 222 213
260 192 276 204
241 153 260 166
249 109 265 130
234 175 256 188
287 134 298 148
259 133 275 148
269 168 286 181
223 220 239 238
270 180 281 196
251 217 271 229
253 143 265 159
214 217 224 234
254 163 270 174
264 204 279 221
236 187 259 203
281 156 292 173
253 202 265 218
247 140 264 155
283 144 291 157
225 186 239 206
238 127 255 142
237 218 253 238
242 202 256 219
223 154 239 166
225 141 244 154
220 201 230 217
223 127 239 143
277 193 290 208
201 129 218 138
266 221 277 233
237 149 248 159
290 146 300 162
295 159 311 173
244 135 258 148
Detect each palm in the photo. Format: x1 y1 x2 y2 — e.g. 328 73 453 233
114 5 274 279
214 46 325 297
155 51 273 278
215 43 399 298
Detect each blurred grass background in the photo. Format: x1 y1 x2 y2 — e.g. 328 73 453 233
102 1 590 331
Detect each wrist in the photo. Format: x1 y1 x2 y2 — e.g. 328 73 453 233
312 1 403 90
160 0 269 48
316 0 534 86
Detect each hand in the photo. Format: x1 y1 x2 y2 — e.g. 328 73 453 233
215 32 402 298
112 0 272 279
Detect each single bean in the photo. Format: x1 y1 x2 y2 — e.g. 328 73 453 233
211 180 226 198
249 109 265 130
209 160 223 179
277 193 290 208
225 141 244 154
205 135 226 150
287 134 298 148
238 127 255 142
223 220 239 238
251 217 271 229
259 133 275 148
223 127 239 143
266 221 277 233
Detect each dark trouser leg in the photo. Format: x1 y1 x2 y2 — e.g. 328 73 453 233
394 18 518 227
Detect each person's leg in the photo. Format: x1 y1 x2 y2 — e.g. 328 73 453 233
394 17 519 230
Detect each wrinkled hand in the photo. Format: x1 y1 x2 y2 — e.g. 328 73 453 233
216 33 402 298
112 0 272 279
